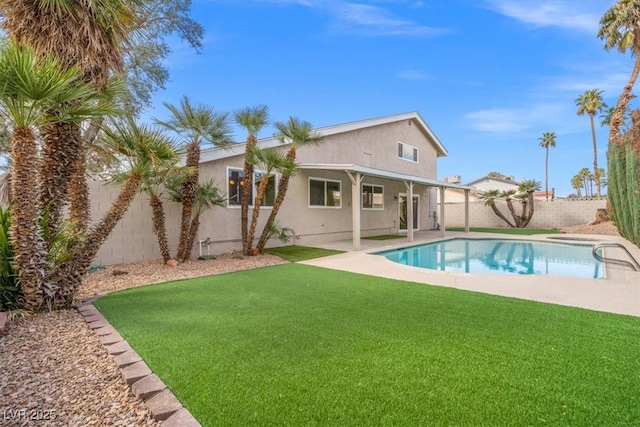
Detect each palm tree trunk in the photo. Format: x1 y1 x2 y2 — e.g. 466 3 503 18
589 114 601 197
241 135 257 255
246 175 269 254
150 194 171 263
505 198 522 227
489 203 515 228
610 56 640 146
11 127 48 311
39 121 79 238
545 147 549 201
77 175 142 274
522 192 535 228
256 149 295 253
69 142 90 231
176 141 199 261
183 214 200 262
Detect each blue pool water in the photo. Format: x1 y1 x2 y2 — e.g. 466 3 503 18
376 238 604 279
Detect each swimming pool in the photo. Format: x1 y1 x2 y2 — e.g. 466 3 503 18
376 238 604 279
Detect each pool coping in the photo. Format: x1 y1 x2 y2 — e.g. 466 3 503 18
301 232 640 317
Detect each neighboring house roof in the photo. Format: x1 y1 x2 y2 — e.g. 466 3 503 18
199 111 447 164
464 175 519 187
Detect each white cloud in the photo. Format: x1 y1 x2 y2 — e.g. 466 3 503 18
328 3 447 36
465 103 567 133
484 0 612 32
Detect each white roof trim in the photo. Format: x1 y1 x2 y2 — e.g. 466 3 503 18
199 111 447 164
297 163 475 190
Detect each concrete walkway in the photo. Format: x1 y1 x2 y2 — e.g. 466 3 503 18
301 232 640 317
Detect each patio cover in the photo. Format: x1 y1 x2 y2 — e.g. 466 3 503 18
297 163 475 251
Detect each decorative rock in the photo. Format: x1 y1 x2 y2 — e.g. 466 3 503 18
166 259 179 267
121 361 152 385
163 408 202 427
131 374 167 400
145 389 183 421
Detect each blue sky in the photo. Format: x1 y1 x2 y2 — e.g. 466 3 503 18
145 0 632 197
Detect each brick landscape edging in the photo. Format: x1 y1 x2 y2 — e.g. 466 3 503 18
76 302 201 426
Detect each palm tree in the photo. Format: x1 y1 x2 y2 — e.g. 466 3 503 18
538 131 556 201
1 0 138 237
74 115 181 277
138 143 187 264
155 96 233 262
0 44 105 310
517 179 541 228
234 105 269 255
598 0 640 144
245 146 295 254
187 179 227 259
571 174 583 198
575 89 607 198
256 117 323 253
478 190 515 228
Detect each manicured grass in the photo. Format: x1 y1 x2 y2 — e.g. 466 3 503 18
363 234 404 240
94 264 639 426
447 227 560 235
264 245 344 262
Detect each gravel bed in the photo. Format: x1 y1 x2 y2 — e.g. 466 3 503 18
0 252 287 426
558 220 620 236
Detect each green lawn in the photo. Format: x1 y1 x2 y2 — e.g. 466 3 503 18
447 227 560 235
363 234 405 241
94 264 639 426
264 245 344 262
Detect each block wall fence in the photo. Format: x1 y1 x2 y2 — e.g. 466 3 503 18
89 181 607 266
441 199 606 229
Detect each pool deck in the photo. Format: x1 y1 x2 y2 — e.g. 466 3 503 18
300 232 640 317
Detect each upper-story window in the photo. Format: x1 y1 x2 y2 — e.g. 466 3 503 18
398 141 418 162
309 177 341 208
362 184 384 209
227 167 276 208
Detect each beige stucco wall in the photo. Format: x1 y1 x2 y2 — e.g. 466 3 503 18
441 199 606 229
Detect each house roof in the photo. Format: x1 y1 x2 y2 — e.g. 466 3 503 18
199 111 447 164
297 163 476 191
464 175 520 187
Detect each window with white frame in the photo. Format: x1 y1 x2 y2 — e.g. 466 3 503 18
362 184 384 209
309 178 341 207
227 167 276 207
398 141 418 162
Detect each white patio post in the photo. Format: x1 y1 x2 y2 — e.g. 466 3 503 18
464 189 470 233
347 171 364 251
439 186 446 237
404 181 415 242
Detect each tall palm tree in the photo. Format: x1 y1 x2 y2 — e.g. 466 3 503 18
598 0 640 144
245 146 295 254
538 131 556 201
0 44 105 311
256 117 323 253
234 105 269 255
155 96 233 262
575 89 607 198
578 167 592 198
1 0 138 237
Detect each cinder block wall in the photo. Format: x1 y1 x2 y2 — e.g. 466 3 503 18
442 199 606 229
89 181 182 266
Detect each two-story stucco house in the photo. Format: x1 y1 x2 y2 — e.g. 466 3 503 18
195 112 471 253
